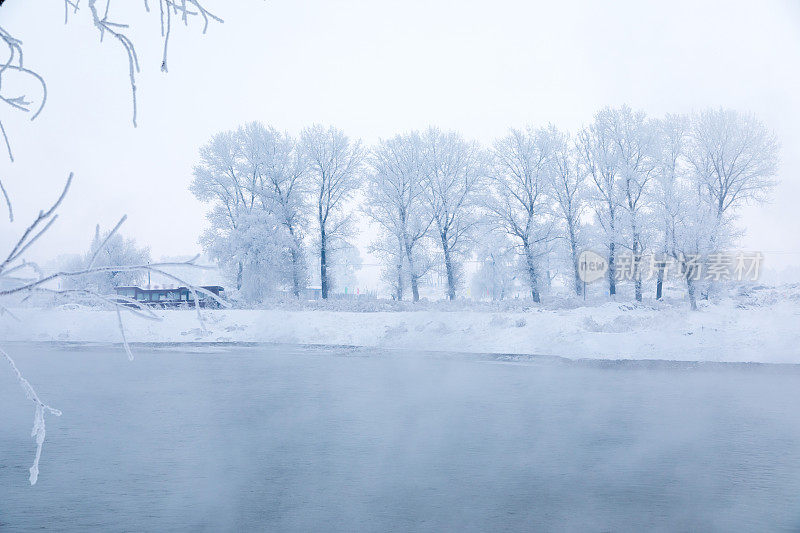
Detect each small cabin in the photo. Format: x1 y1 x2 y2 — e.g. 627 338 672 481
114 286 225 308
301 286 323 300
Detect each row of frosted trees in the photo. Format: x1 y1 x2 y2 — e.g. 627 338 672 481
191 106 778 307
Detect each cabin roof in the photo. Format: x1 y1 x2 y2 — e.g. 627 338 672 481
114 285 224 293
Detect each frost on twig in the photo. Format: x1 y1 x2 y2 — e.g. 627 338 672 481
0 174 12 222
0 0 224 236
0 27 48 125
0 173 225 324
83 0 223 126
0 0 222 131
0 0 225 487
0 25 49 221
1 346 62 485
0 172 226 484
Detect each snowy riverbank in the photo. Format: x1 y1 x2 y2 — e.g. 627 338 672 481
3 289 799 364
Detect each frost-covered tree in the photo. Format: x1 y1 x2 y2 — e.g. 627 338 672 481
606 106 658 302
369 233 406 300
328 241 362 294
192 123 310 299
61 224 151 293
301 125 365 299
471 230 518 301
687 108 779 250
653 113 690 300
365 132 433 301
241 123 309 297
668 186 719 310
421 128 484 301
191 128 260 290
652 109 772 310
684 109 778 299
546 126 586 296
651 113 709 309
578 109 623 296
191 128 261 221
201 210 287 301
486 127 551 303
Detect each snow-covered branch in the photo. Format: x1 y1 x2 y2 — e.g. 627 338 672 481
1 346 62 485
0 0 223 135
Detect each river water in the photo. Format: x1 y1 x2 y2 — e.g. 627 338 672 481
2 344 800 531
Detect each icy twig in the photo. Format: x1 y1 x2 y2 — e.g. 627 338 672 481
0 173 72 276
0 119 13 162
1 346 62 485
0 28 48 122
0 302 20 321
0 175 12 222
87 0 141 126
115 305 134 360
86 214 128 269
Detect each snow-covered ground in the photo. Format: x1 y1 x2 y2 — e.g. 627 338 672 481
3 285 799 364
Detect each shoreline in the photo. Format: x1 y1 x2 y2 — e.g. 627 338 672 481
2 297 798 365
6 340 800 368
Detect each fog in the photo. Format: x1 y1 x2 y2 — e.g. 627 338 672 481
1 0 799 281
2 2 800 528
2 344 800 530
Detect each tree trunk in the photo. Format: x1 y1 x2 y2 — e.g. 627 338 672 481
290 248 301 298
655 257 664 300
608 208 616 296
410 274 420 302
568 223 581 296
405 241 420 302
632 225 642 302
702 209 724 301
396 262 404 301
236 261 243 291
701 264 713 301
440 233 456 301
634 264 642 301
686 272 698 311
655 234 669 300
681 260 698 311
320 225 328 300
489 257 499 301
608 240 616 297
287 223 303 298
523 240 541 304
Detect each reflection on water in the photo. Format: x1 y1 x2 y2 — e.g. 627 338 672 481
2 344 800 531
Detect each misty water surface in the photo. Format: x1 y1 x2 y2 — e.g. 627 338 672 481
2 344 800 531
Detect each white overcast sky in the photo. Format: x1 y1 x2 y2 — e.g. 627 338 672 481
1 0 799 276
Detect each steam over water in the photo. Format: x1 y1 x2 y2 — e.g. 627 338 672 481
2 344 800 531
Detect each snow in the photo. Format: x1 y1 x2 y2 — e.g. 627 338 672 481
3 287 799 364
